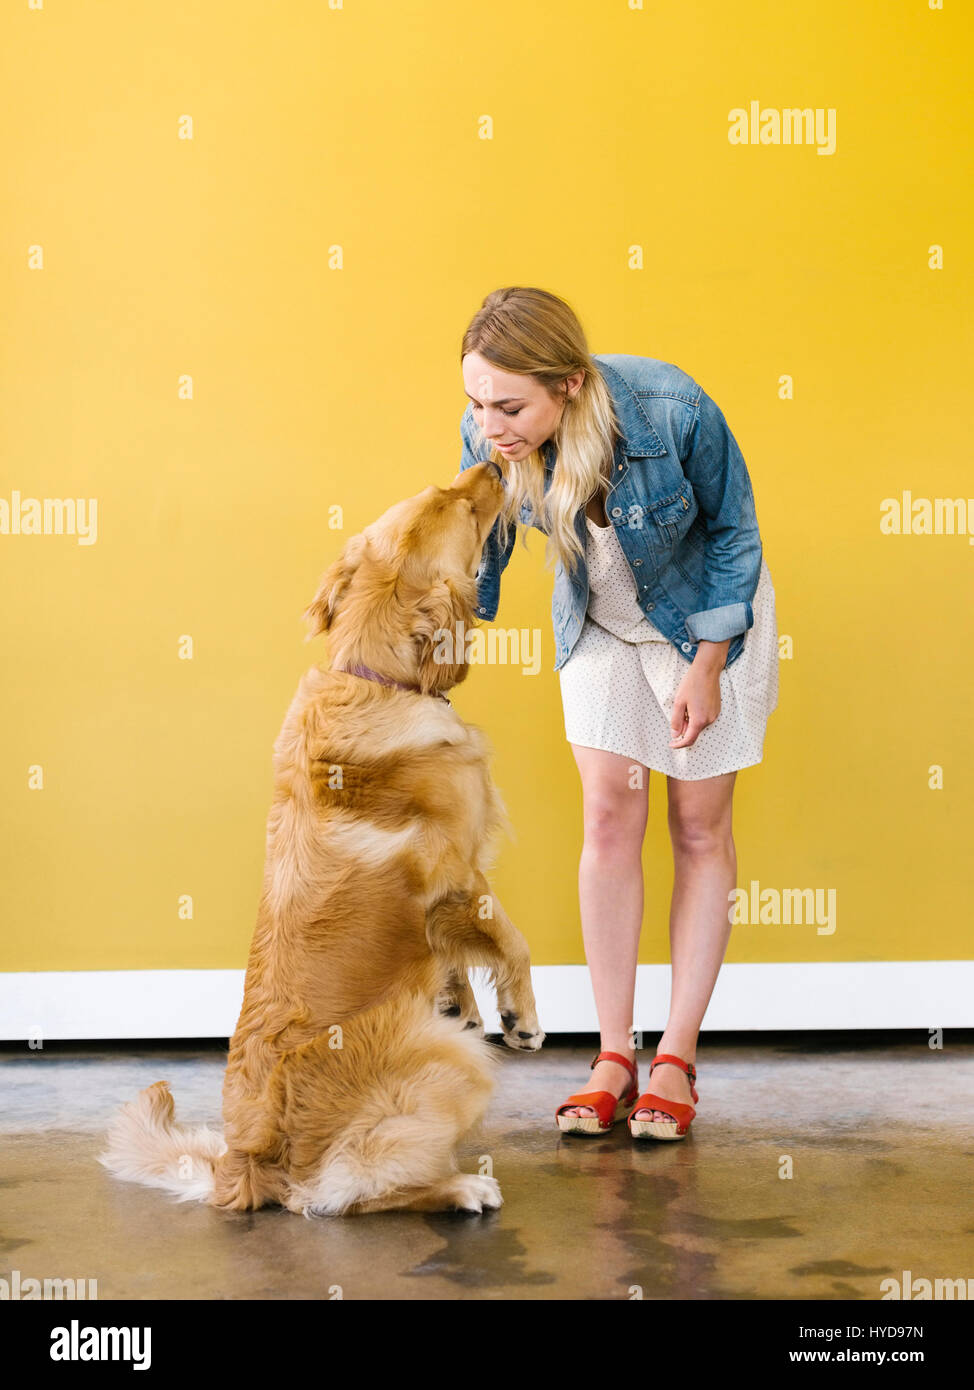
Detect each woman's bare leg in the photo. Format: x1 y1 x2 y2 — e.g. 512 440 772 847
560 745 648 1116
632 771 737 1122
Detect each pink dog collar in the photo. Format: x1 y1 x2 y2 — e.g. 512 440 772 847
338 664 450 704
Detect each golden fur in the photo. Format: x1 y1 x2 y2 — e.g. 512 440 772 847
100 463 543 1216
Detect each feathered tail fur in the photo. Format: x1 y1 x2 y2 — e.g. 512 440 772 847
98 1080 227 1204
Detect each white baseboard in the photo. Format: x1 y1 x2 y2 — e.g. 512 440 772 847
0 962 970 1041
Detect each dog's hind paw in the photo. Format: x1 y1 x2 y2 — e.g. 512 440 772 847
445 1174 503 1213
435 982 485 1037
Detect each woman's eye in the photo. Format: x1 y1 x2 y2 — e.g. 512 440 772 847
471 403 521 417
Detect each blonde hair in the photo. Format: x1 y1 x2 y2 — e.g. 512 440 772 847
460 286 623 578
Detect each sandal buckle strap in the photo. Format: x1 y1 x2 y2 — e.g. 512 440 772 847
650 1052 697 1087
590 1049 638 1086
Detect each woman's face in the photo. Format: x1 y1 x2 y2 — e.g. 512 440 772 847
462 351 584 462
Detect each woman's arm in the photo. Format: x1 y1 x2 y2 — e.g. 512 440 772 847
668 637 732 749
679 385 763 644
669 384 763 747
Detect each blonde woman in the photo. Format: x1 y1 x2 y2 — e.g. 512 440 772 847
457 286 778 1140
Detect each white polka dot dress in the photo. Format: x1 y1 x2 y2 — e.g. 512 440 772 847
558 515 779 780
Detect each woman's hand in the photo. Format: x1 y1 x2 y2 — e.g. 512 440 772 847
669 639 730 748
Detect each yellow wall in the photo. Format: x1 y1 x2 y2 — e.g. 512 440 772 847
1 1 970 971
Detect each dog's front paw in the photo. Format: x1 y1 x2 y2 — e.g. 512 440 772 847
498 1007 545 1052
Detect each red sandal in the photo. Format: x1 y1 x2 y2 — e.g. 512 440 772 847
628 1054 698 1141
555 1050 639 1135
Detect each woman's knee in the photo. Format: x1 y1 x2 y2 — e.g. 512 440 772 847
581 787 647 857
668 809 735 859
667 773 736 859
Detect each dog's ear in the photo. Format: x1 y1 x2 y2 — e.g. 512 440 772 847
411 575 476 693
411 579 460 649
303 532 368 640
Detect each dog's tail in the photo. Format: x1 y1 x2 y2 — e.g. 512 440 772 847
98 1081 227 1203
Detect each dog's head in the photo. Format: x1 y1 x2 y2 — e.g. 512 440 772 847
304 463 506 697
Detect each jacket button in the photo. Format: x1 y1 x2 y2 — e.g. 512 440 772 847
479 606 487 615
646 602 655 610
611 507 622 517
681 641 692 653
633 558 642 567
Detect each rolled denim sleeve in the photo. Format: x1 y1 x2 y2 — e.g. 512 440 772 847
679 386 763 643
457 405 516 618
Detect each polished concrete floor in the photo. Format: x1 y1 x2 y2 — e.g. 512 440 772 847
1 1034 971 1301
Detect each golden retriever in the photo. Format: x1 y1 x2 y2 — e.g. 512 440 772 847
99 462 543 1215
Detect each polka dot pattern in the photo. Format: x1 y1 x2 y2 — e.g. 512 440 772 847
558 516 779 780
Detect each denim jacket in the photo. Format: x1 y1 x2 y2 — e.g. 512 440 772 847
458 353 764 673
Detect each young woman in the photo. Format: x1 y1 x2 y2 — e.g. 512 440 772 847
458 286 778 1140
